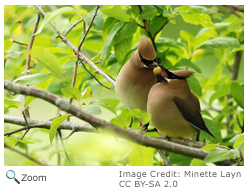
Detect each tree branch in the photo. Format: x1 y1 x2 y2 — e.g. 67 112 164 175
224 5 243 18
16 13 41 146
4 80 236 165
4 115 96 136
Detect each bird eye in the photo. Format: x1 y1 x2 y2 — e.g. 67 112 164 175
139 53 156 65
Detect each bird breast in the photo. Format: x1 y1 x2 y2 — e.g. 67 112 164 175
115 61 157 111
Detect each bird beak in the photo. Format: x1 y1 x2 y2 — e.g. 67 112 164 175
154 64 186 80
148 61 158 69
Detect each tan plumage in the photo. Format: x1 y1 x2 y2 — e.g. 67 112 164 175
115 36 157 111
147 67 215 139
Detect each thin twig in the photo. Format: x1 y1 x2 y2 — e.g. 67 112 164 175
156 149 172 166
78 5 100 51
17 13 41 145
10 39 28 46
15 111 31 146
231 5 244 13
69 55 80 104
153 20 169 39
57 129 71 163
236 115 244 132
62 129 76 140
224 5 243 18
4 143 48 166
80 59 110 89
25 13 40 75
63 19 83 37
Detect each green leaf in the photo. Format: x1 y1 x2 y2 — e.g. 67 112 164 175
15 6 29 14
175 59 201 73
231 82 244 109
203 118 222 141
81 86 92 100
105 52 118 66
4 39 13 51
89 100 117 115
187 76 202 97
25 96 36 106
114 22 137 43
201 144 219 152
100 5 131 22
203 150 230 163
129 144 154 166
35 7 74 35
110 109 132 128
163 9 174 18
83 105 102 115
9 21 21 36
30 47 63 79
13 73 51 85
178 6 214 28
191 158 206 166
50 114 70 144
156 37 181 49
84 10 103 30
180 30 196 43
114 37 132 64
100 21 124 65
228 17 244 30
131 108 151 125
209 83 231 105
61 87 81 101
149 16 168 37
197 37 240 49
4 99 21 109
196 28 218 38
232 134 244 151
138 6 157 20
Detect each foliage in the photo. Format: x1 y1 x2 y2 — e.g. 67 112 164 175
4 5 244 166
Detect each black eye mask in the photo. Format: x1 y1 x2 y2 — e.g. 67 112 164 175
139 53 157 66
159 64 186 80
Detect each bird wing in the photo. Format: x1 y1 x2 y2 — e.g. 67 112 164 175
173 97 215 138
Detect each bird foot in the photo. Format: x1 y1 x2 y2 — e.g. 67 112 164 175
145 127 158 133
165 136 171 141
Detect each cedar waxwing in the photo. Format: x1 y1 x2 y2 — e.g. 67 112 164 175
147 65 215 139
115 36 158 112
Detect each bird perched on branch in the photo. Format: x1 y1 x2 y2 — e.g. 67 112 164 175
115 35 157 112
147 65 215 139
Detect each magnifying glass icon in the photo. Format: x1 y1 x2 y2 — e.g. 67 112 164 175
6 170 20 184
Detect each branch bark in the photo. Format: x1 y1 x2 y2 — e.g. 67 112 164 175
4 80 236 165
4 115 96 136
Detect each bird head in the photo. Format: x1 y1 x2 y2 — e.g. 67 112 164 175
137 35 157 69
153 64 187 80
